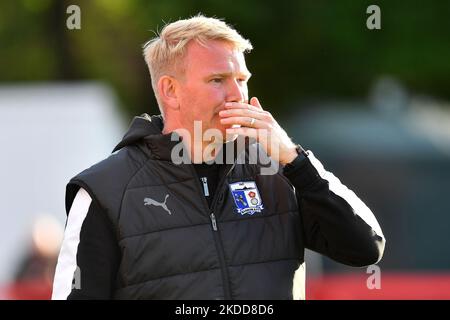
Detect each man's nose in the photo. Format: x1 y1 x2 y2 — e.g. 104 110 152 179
226 79 246 103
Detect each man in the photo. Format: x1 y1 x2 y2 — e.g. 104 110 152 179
52 15 385 300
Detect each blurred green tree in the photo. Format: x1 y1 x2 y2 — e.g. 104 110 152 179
1 0 449 119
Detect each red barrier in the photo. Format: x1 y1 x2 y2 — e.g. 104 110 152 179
0 280 52 300
307 273 450 300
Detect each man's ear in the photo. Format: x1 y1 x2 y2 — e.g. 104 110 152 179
157 75 180 111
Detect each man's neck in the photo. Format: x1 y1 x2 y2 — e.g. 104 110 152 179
166 127 224 164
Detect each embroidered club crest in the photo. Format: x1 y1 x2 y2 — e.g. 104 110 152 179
229 181 264 215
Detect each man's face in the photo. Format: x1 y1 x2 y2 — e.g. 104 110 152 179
176 40 251 137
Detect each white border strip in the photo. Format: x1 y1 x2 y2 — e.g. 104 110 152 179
52 188 92 300
307 151 384 238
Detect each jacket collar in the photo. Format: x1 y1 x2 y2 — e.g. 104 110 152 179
113 113 249 163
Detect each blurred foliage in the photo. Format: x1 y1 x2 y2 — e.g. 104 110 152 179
1 0 449 119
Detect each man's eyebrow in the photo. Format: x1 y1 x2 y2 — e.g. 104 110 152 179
207 71 252 79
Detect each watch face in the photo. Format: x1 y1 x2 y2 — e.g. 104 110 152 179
296 145 308 157
296 144 305 154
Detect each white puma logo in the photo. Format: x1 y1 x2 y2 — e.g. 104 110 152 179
143 194 171 215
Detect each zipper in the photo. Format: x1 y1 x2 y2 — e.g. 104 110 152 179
188 163 234 299
201 177 209 197
208 164 235 300
210 212 217 231
210 212 231 299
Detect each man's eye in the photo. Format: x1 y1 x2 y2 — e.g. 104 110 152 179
211 78 223 83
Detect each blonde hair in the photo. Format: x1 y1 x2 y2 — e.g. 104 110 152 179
143 14 253 111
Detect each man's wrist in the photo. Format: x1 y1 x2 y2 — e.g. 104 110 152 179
280 146 299 165
283 144 309 170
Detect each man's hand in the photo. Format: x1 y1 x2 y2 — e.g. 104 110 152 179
219 97 298 165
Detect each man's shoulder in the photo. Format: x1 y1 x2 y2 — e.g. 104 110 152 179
65 145 150 215
75 144 149 183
